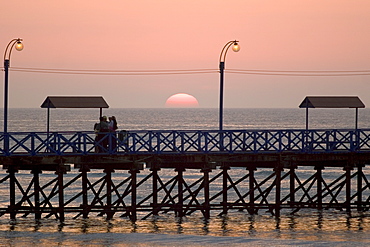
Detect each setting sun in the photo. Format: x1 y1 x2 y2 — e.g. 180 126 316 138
165 93 199 108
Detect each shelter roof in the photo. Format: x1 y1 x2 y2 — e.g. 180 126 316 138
299 96 365 108
40 96 109 108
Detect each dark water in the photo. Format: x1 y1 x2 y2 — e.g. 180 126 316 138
1 108 370 246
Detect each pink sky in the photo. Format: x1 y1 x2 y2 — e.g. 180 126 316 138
1 0 370 108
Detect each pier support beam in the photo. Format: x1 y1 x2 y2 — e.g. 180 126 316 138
104 168 114 220
221 165 230 215
32 169 41 220
289 166 296 206
315 165 324 210
150 166 160 216
80 165 90 218
202 166 211 219
175 167 185 217
129 167 138 222
7 167 17 220
2 152 370 221
247 166 256 215
344 165 352 212
274 166 283 217
56 167 65 222
357 164 363 211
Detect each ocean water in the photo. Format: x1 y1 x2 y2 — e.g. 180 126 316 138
1 108 370 247
5 107 370 132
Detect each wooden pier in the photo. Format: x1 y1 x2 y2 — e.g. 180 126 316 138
1 129 370 221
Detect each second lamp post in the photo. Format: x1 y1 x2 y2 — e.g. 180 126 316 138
219 40 240 130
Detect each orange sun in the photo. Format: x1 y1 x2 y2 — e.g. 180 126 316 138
165 93 199 108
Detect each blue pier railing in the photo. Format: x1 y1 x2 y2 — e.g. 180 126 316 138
1 129 370 157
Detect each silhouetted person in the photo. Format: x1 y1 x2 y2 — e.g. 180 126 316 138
94 116 109 152
108 116 118 151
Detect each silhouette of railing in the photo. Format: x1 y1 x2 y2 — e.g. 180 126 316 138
1 129 370 156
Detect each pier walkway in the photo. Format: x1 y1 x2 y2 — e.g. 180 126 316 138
1 129 370 221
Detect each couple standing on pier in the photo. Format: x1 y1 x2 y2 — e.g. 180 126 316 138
94 116 118 152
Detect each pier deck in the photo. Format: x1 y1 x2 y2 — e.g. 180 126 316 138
1 129 370 221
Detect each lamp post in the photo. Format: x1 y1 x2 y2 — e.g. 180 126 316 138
219 40 240 130
3 38 24 151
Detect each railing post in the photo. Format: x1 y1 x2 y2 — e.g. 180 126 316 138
198 131 202 152
303 130 309 152
242 131 246 151
56 133 60 155
219 131 224 152
109 132 113 154
132 132 137 153
325 130 330 151
253 131 257 153
278 131 282 152
264 131 268 151
29 133 34 155
4 133 9 156
353 129 359 151
180 132 184 153
76 132 82 153
156 131 160 153
172 131 176 152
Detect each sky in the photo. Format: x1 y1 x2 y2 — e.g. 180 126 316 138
1 0 370 108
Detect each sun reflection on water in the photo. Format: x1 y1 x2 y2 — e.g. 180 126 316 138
1 209 370 246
